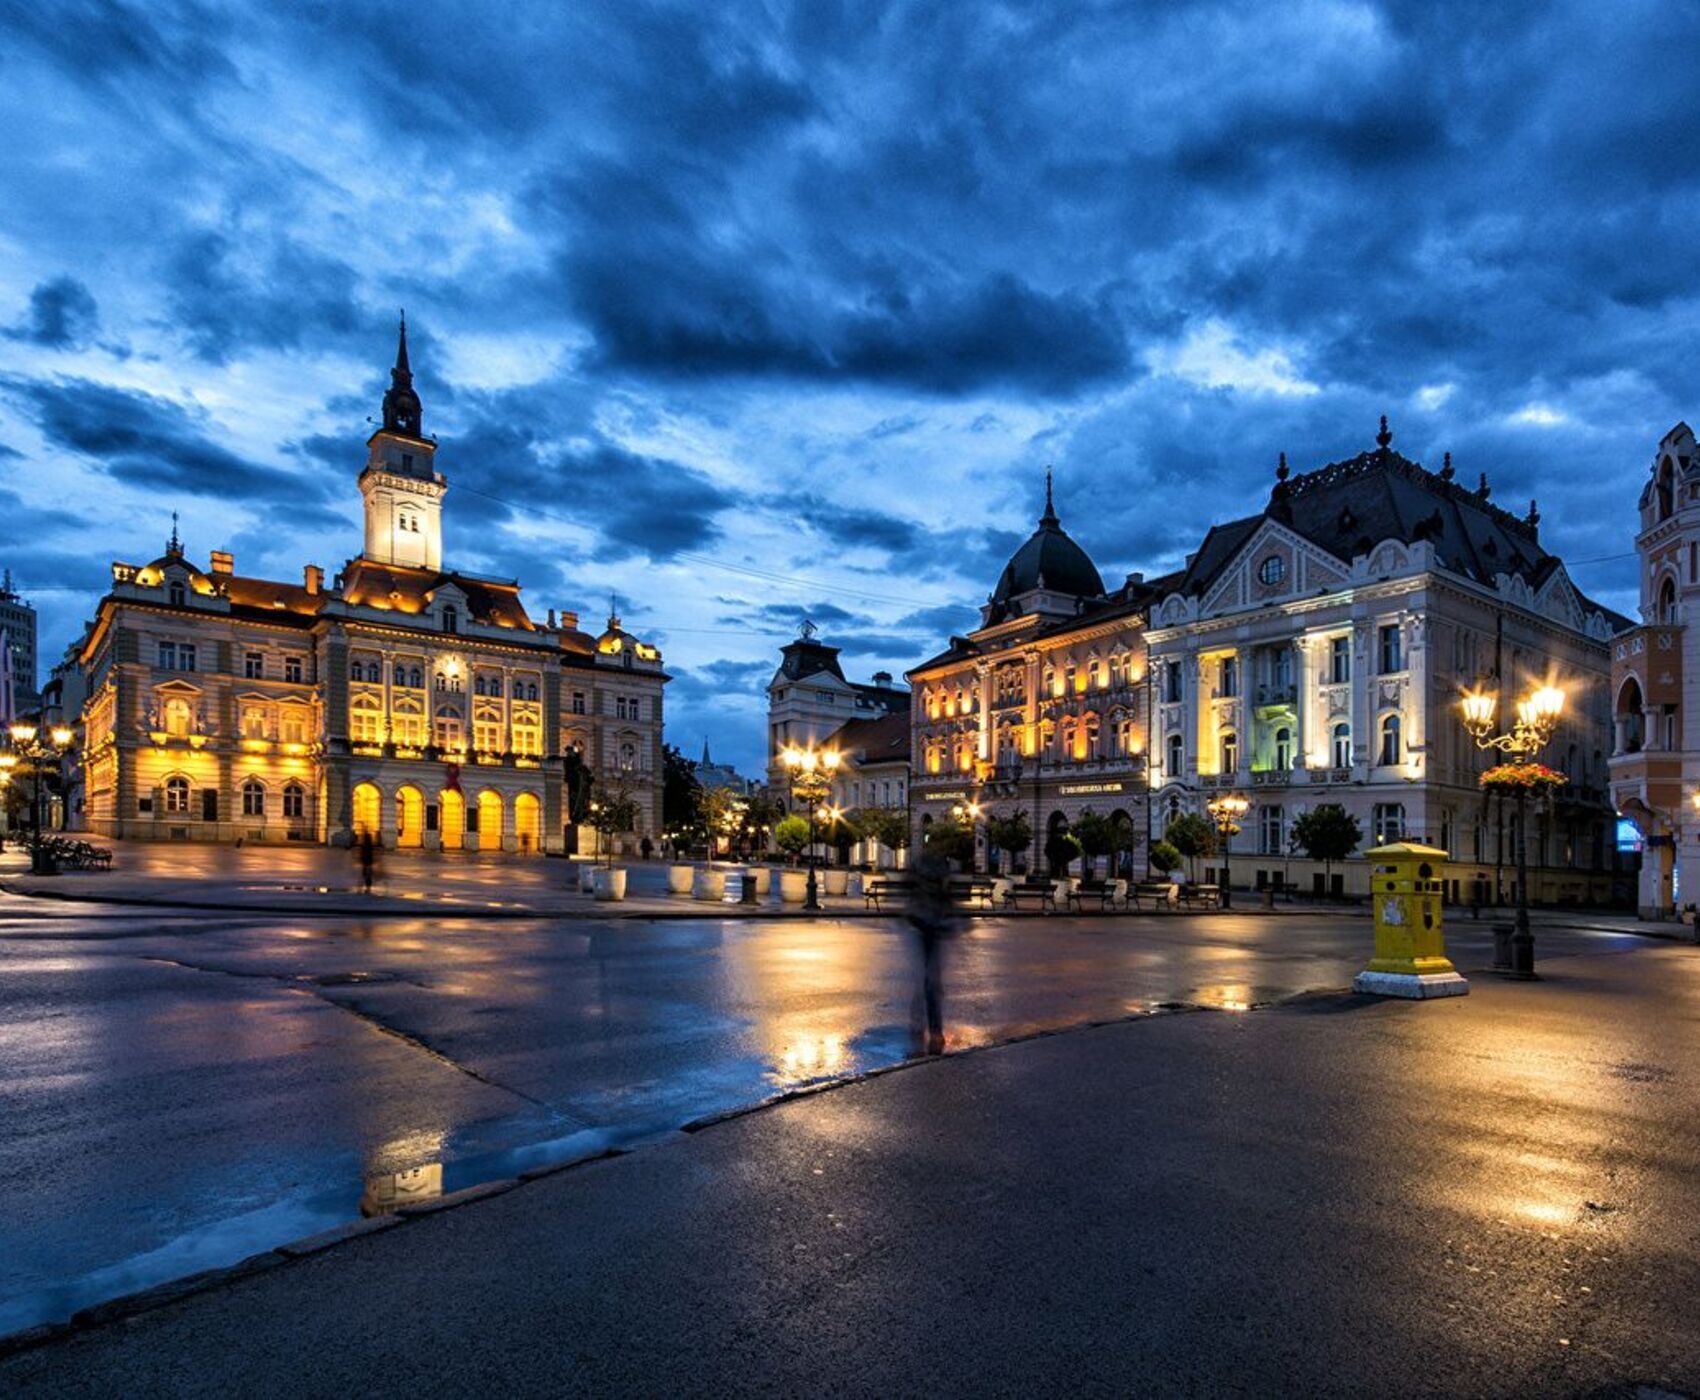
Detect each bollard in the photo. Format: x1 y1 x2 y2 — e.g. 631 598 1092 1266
1352 841 1468 999
741 865 759 905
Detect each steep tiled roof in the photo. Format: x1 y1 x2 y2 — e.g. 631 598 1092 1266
828 709 911 765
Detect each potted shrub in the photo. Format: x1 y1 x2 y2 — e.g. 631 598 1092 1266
586 784 639 902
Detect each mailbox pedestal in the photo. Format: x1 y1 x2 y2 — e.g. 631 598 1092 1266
1352 841 1469 1000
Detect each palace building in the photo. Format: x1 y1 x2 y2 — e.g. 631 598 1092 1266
1609 423 1700 916
908 475 1157 871
1147 421 1623 899
77 323 666 853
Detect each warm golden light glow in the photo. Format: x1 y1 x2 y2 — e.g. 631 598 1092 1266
49 726 73 748
1460 690 1496 728
10 723 37 744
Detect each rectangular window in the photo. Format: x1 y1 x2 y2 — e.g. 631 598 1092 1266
475 720 502 753
245 651 265 679
157 641 176 670
1378 624 1403 674
1330 636 1350 684
1164 664 1183 704
1219 656 1238 697
1373 803 1406 844
284 656 303 684
281 711 307 745
241 707 267 739
571 691 586 715
1258 805 1284 856
615 696 628 719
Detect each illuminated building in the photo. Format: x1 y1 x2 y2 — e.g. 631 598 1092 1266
765 621 907 795
76 323 665 853
1147 421 1622 899
0 569 38 709
908 474 1156 872
1609 423 1700 915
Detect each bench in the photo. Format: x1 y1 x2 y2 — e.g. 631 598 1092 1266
1066 880 1125 912
1003 881 1059 913
949 878 998 909
1177 883 1222 910
1130 881 1175 910
863 878 915 912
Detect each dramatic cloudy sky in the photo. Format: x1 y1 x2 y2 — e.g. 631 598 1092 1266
0 0 1685 771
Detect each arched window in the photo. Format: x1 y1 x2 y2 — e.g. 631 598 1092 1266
350 695 382 744
1379 713 1402 766
1658 459 1675 520
164 776 190 813
1220 731 1239 775
619 741 636 771
1332 722 1351 769
409 666 423 690
526 682 539 701
241 778 265 817
282 782 305 820
394 664 407 686
1660 576 1678 624
474 676 486 696
1274 726 1292 770
1167 733 1184 779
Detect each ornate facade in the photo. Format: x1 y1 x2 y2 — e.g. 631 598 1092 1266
909 477 1155 871
1609 423 1698 915
765 625 907 793
1148 423 1622 899
78 324 666 853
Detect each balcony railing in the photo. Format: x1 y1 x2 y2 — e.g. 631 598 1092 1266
1254 683 1296 707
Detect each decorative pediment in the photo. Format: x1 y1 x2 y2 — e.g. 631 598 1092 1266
1201 519 1353 615
152 677 203 696
1533 566 1585 630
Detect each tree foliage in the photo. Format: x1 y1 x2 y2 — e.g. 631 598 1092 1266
924 813 976 866
857 806 911 852
773 815 812 859
1148 840 1181 875
588 782 641 867
661 744 701 831
984 808 1031 872
1163 812 1216 876
1291 803 1361 879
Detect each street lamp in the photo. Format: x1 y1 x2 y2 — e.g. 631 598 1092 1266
2 722 75 873
1205 792 1249 908
1460 684 1565 978
779 742 841 911
950 798 982 872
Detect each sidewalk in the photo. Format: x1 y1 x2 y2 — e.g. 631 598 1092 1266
5 943 1697 1396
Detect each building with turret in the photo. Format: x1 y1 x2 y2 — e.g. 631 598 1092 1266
77 322 666 853
0 570 37 713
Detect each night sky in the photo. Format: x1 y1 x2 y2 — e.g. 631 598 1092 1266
0 1 1685 772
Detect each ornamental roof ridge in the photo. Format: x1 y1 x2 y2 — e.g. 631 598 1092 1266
1286 445 1540 544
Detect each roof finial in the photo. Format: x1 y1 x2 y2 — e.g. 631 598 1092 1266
396 309 410 375
1276 451 1289 482
1477 471 1491 501
1439 451 1455 482
1376 414 1392 450
1527 497 1540 527
799 617 818 642
167 511 182 557
1040 464 1059 526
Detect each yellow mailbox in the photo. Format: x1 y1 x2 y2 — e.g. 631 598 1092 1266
1351 841 1469 999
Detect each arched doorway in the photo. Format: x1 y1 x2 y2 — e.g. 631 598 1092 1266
352 782 381 839
514 792 541 854
395 786 424 848
440 788 465 850
477 790 504 852
1110 808 1136 879
1616 677 1645 754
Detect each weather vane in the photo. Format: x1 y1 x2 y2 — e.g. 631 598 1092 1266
799 618 818 642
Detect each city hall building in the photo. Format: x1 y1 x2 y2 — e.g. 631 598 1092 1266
77 324 666 853
908 476 1157 870
1146 422 1623 900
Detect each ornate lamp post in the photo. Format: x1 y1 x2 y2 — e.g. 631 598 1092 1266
1205 792 1249 908
2 723 75 873
1460 685 1565 978
780 742 841 911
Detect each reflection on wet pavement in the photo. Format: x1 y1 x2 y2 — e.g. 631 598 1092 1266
0 900 1660 1337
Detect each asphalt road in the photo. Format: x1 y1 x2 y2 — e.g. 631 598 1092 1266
4 940 1697 1397
0 893 1657 1340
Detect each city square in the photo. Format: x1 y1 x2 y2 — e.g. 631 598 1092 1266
6 0 1700 1394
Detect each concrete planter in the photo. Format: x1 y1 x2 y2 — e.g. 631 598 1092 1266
592 867 628 902
666 864 695 895
779 869 809 904
693 868 727 902
823 868 849 897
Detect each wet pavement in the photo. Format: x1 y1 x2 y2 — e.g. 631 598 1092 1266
0 892 1664 1339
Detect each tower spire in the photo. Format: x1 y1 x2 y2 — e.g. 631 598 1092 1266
167 511 182 557
1040 465 1058 526
380 310 423 437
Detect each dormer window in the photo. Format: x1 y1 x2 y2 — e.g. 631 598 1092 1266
442 605 458 634
168 580 187 607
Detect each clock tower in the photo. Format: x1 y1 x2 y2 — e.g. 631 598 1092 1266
359 314 446 570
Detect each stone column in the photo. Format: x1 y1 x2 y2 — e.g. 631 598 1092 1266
1293 638 1310 768
1351 621 1373 776
975 661 993 761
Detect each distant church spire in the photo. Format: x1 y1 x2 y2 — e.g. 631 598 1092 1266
381 311 423 438
1040 465 1059 527
701 736 712 767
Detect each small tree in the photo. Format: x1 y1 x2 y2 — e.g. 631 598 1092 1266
696 785 743 864
925 813 976 868
661 744 701 831
1291 803 1362 893
588 783 641 868
857 807 911 866
1044 825 1083 877
740 792 785 858
1163 811 1216 878
774 815 811 864
984 809 1032 874
1148 840 1181 876
1074 809 1115 882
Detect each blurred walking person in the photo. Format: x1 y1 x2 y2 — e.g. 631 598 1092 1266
906 853 959 1056
357 829 379 894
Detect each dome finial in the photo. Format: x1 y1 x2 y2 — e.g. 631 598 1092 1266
1440 451 1455 482
1276 451 1289 482
1527 498 1540 527
1376 414 1392 450
167 510 182 557
1040 465 1058 526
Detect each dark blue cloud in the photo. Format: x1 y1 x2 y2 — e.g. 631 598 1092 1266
7 277 100 349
